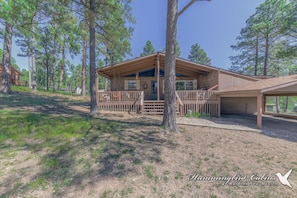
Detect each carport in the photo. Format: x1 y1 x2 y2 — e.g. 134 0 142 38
219 74 297 128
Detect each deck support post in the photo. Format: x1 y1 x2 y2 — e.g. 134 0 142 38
217 95 221 117
263 95 266 114
140 91 144 115
257 94 263 128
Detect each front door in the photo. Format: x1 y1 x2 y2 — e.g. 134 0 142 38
151 81 158 100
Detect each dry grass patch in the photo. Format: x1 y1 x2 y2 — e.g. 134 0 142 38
1 91 297 197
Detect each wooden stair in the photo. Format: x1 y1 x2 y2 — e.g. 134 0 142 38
142 100 180 115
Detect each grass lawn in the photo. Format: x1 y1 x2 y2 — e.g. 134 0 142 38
0 87 297 197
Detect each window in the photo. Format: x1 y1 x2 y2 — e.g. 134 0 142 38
176 81 185 90
124 80 140 90
163 80 197 93
185 81 194 90
176 80 195 90
128 80 137 90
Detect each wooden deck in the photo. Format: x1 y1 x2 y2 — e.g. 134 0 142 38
176 90 219 116
97 90 220 116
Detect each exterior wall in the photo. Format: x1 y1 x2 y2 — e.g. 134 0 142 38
111 76 197 100
0 66 21 86
198 71 218 90
221 97 257 115
218 72 257 91
111 77 157 100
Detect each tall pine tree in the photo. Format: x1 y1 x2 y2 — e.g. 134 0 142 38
188 43 211 65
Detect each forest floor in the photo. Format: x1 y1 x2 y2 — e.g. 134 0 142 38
0 89 297 198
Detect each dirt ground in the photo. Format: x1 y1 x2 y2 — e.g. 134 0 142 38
1 104 297 197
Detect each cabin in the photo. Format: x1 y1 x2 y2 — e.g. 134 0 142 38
96 53 297 128
96 52 257 113
0 64 22 86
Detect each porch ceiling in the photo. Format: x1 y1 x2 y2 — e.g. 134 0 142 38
97 53 214 79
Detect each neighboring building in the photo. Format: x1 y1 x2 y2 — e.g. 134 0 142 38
0 64 22 86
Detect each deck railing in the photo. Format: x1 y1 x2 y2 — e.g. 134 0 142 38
97 90 219 117
175 91 184 115
176 90 217 101
176 90 219 116
97 91 143 102
97 91 144 113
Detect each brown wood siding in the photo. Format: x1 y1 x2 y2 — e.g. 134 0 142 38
198 71 218 90
219 72 256 91
221 97 257 115
0 65 22 86
111 76 197 100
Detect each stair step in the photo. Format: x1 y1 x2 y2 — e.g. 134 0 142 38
142 100 180 115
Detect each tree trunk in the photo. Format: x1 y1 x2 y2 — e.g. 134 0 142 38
58 40 65 91
162 0 178 132
263 32 269 76
46 63 50 91
31 24 37 92
1 22 13 94
255 31 259 76
284 96 289 113
52 32 57 93
89 0 98 115
275 96 280 114
81 37 87 97
28 52 31 88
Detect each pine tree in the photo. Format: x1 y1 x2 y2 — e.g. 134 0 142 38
230 0 291 76
72 0 134 115
140 40 156 56
188 43 211 65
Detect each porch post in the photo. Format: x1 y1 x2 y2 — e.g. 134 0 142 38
140 91 144 115
263 95 266 114
217 95 221 117
257 94 263 128
157 53 160 100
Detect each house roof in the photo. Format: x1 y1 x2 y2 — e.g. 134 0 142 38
219 74 297 96
96 52 258 81
0 64 22 75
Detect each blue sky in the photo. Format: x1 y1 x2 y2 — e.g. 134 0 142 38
12 0 265 71
129 0 266 69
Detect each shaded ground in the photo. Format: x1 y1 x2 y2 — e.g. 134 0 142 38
1 92 297 197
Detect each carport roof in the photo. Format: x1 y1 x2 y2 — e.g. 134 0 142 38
219 74 297 96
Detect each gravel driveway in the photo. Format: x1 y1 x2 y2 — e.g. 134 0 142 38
177 114 297 143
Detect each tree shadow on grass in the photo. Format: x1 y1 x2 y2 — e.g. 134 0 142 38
0 92 70 108
0 92 90 118
0 115 178 197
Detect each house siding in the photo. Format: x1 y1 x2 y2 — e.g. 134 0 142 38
198 71 218 90
218 72 257 91
111 76 198 100
0 65 22 86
